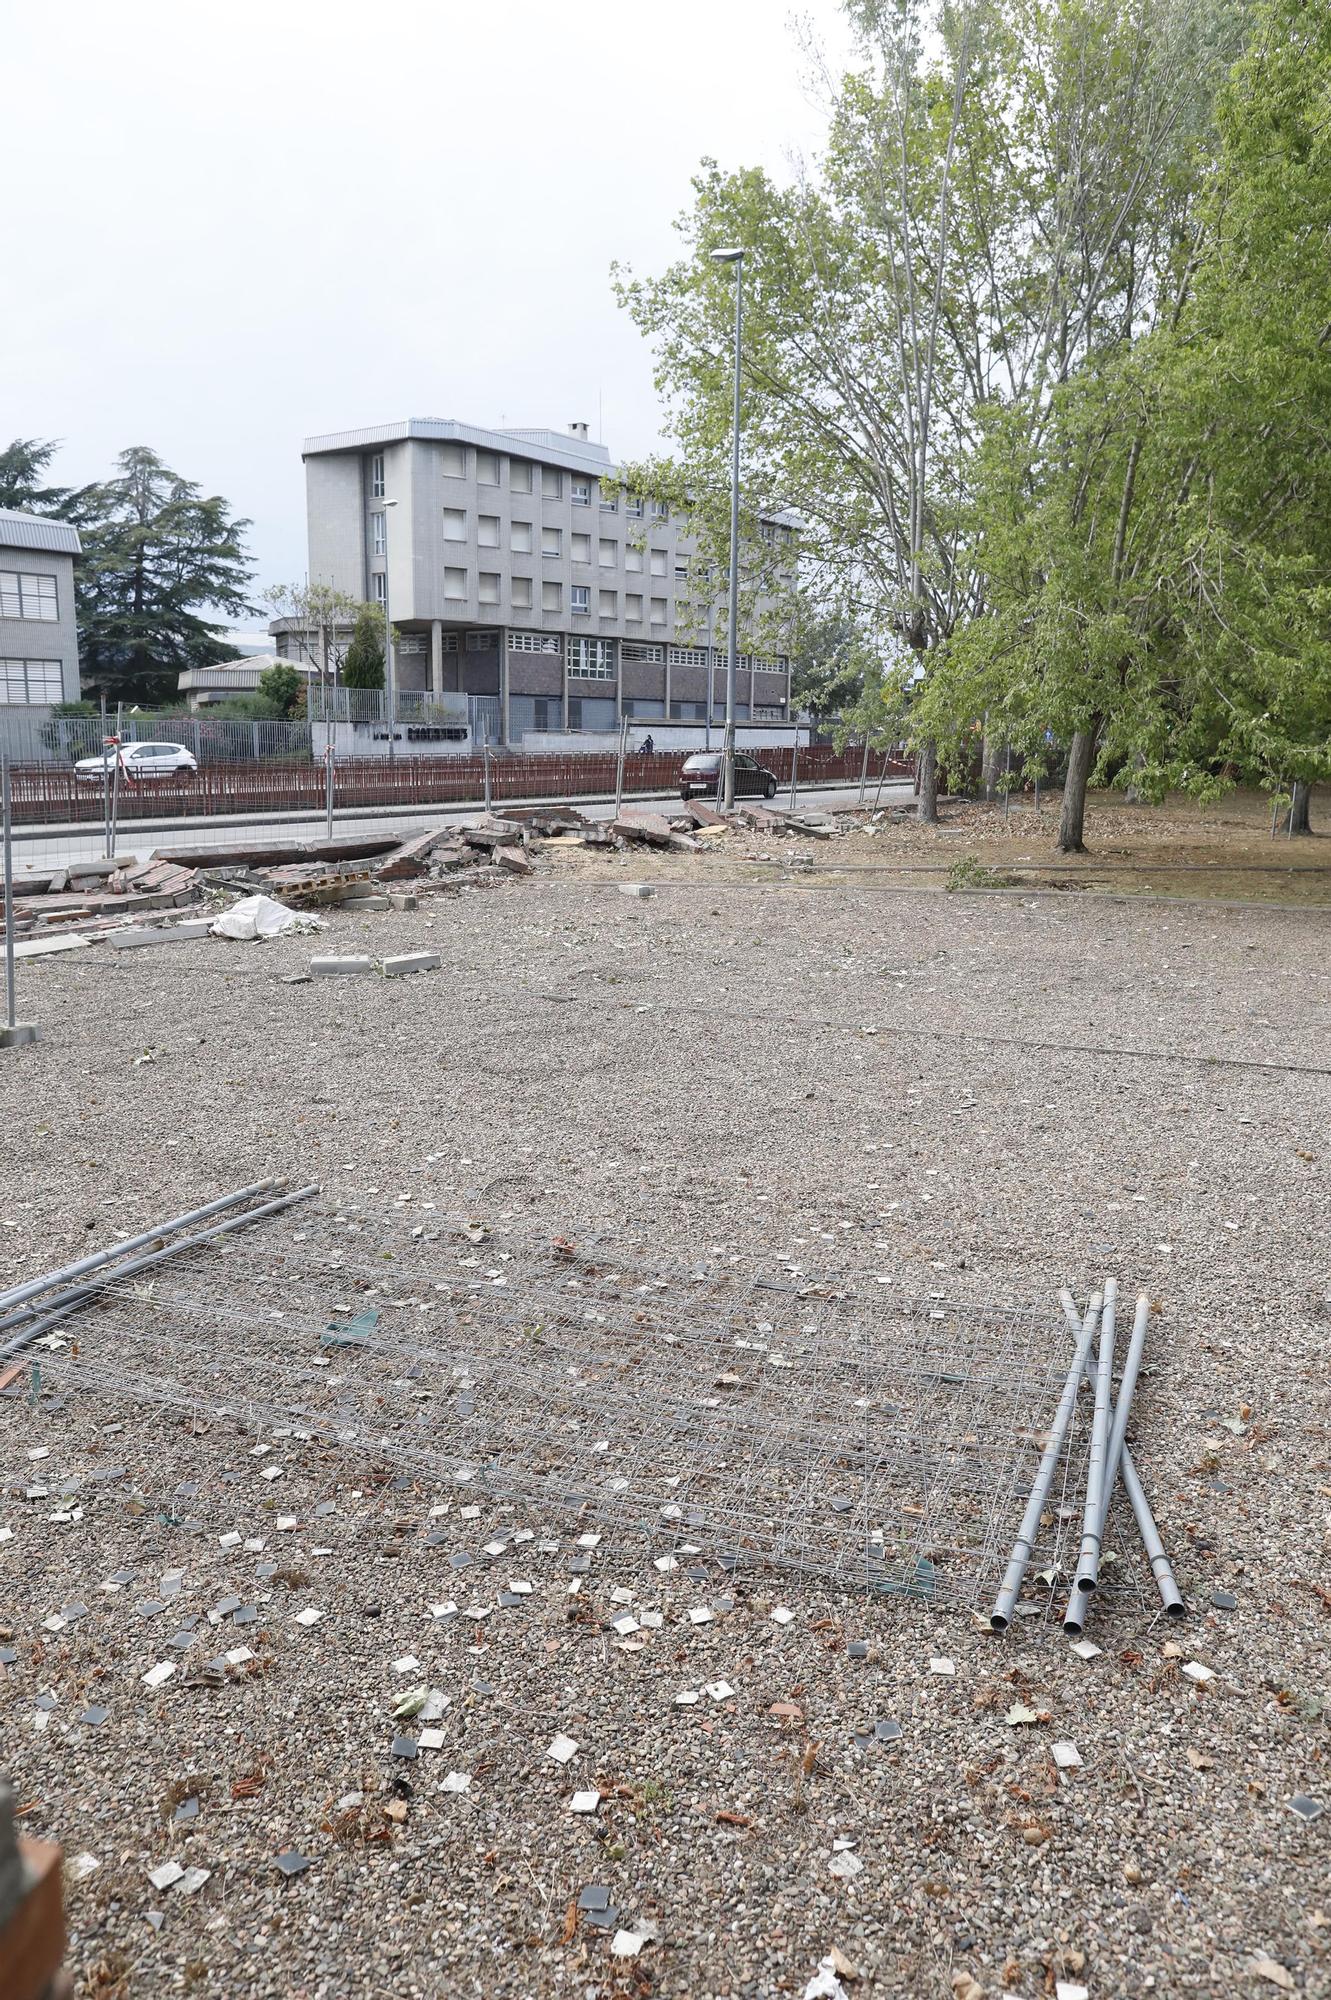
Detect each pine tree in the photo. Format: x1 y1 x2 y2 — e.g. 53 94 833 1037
341 606 386 690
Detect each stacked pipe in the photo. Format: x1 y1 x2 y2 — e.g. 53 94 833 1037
989 1283 1183 1635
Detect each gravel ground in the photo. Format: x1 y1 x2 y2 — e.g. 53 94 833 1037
2 857 1329 2000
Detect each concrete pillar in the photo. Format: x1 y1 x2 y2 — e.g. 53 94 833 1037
664 644 672 723
430 620 443 699
501 629 511 745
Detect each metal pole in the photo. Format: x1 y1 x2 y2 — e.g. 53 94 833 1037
1058 1290 1183 1623
2 758 16 1033
721 254 743 813
109 701 123 858
1063 1291 1152 1632
100 691 111 858
858 734 870 805
383 506 396 768
0 1178 281 1317
1003 743 1012 823
1075 1277 1116 1592
989 1291 1102 1631
788 721 800 809
0 1184 320 1361
615 714 628 817
483 736 493 814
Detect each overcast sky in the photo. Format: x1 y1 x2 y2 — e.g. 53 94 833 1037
6 0 852 637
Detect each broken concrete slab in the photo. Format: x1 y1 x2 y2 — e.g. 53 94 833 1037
496 847 532 876
13 934 91 959
310 956 376 977
617 883 653 900
106 919 213 950
611 814 674 847
382 952 442 978
376 828 456 880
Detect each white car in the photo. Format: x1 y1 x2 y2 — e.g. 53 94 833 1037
74 741 198 784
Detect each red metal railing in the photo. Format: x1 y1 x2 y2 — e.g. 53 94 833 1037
7 747 913 827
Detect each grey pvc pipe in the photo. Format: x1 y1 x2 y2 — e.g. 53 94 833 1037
0 1179 279 1317
1058 1290 1184 1626
989 1291 1102 1631
0 1184 320 1362
1064 1291 1150 1630
1075 1276 1117 1592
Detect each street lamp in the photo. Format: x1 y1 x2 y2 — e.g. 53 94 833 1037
711 245 744 811
382 497 398 764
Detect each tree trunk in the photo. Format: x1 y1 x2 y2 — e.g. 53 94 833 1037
917 737 939 824
1284 780 1312 835
1057 721 1099 853
981 726 1000 801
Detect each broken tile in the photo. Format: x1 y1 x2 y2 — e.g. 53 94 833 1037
392 1654 421 1674
1181 1661 1216 1684
418 1727 446 1750
68 1852 100 1882
569 1789 600 1814
147 1861 184 1891
548 1733 579 1764
78 1705 110 1728
391 1735 419 1760
441 1770 472 1794
294 1607 323 1628
142 1662 177 1690
1051 1740 1083 1770
929 1657 955 1676
1069 1639 1103 1661
275 1849 313 1876
1289 1795 1324 1824
176 1867 210 1894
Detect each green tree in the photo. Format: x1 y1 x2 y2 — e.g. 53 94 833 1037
791 610 870 726
257 662 303 716
0 437 80 516
259 580 364 696
75 447 255 705
341 604 386 689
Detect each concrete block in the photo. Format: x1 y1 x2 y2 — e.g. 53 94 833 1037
106 919 213 950
617 883 654 900
0 1022 42 1048
310 955 376 976
343 891 390 910
382 952 442 978
14 934 89 959
388 890 418 911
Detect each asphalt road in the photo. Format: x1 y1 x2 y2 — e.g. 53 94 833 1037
11 779 915 872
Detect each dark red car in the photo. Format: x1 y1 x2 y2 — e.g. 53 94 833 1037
679 750 778 801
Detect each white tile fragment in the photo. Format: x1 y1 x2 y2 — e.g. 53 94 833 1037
547 1733 579 1764
441 1770 472 1794
142 1662 177 1690
929 1657 956 1677
688 1607 714 1626
704 1681 735 1701
611 1930 644 1958
68 1852 100 1882
148 1861 184 1890
294 1608 323 1628
1051 1740 1083 1770
770 1606 795 1626
259 1464 284 1481
569 1789 600 1814
392 1655 421 1674
418 1727 446 1750
1069 1639 1103 1661
1181 1661 1216 1684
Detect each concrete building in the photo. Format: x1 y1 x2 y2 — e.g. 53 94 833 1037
0 509 82 713
176 653 317 710
271 418 796 748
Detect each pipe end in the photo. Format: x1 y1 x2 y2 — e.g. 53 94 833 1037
989 1612 1009 1633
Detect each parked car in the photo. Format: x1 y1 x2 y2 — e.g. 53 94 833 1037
75 742 198 784
679 750 777 801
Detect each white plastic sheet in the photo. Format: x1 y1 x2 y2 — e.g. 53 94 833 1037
210 894 327 941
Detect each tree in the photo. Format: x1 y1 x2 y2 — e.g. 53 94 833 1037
0 437 80 517
257 662 303 716
341 604 386 689
74 447 255 705
259 580 364 709
791 609 870 725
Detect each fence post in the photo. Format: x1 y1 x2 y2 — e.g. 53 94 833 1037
483 737 492 813
324 737 335 841
789 723 800 808
1 756 38 1048
858 735 870 805
108 702 124 858
614 715 628 818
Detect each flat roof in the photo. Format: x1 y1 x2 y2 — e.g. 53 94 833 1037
302 417 614 478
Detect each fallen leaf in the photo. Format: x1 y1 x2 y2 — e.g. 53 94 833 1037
715 1809 754 1827
561 1899 577 1945
1250 1955 1294 1992
951 1973 985 2000
1005 1704 1040 1726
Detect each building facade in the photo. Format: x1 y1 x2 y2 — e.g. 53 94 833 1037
272 418 795 744
0 509 82 713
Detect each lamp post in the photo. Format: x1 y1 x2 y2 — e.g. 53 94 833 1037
711 246 744 812
382 497 399 764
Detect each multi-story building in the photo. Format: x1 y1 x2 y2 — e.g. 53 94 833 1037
271 418 795 745
0 509 82 714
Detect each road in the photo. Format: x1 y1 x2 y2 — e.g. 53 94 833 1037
11 779 915 872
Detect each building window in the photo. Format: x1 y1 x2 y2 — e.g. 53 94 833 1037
754 704 786 719
598 484 617 512
444 567 467 599
440 633 459 652
622 699 666 719
626 494 643 518
370 512 386 556
626 546 643 574
674 561 689 581
650 548 667 575
476 449 500 485
397 634 426 655
0 571 59 621
542 580 562 612
0 657 63 704
511 575 533 609
760 521 777 545
370 453 385 497
479 571 500 604
571 532 591 563
509 631 561 654
622 641 664 662
511 520 533 553
598 538 617 567
466 630 497 650
571 478 591 506
625 593 644 621
541 466 562 499
668 645 708 666
599 589 617 616
571 584 591 615
441 442 466 476
670 699 707 720
650 597 667 625
567 637 615 680
542 527 562 558
652 499 669 520
510 459 533 494
371 572 386 603
478 515 499 548
778 524 794 546
443 508 467 542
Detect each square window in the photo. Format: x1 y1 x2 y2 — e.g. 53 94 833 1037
571 584 591 615
443 508 467 542
510 520 532 553
571 478 591 506
441 442 466 476
510 460 533 493
599 538 617 567
479 571 500 604
626 494 643 517
626 546 643 573
571 532 591 563
370 453 385 498
650 597 667 625
650 548 667 575
478 515 499 548
598 484 617 512
542 580 562 612
541 466 562 499
599 589 617 616
652 499 669 520
674 560 689 580
542 527 562 558
626 592 643 620
444 567 467 599
511 575 533 608
476 449 500 485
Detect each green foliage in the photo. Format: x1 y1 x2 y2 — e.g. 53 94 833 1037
341 605 386 689
260 581 363 677
0 437 79 516
203 695 286 720
945 855 1012 892
257 662 303 716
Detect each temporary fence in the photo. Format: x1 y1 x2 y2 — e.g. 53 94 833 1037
6 746 912 827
